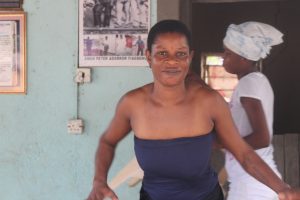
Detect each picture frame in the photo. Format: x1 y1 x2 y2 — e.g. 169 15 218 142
0 11 26 94
0 0 23 9
78 0 150 67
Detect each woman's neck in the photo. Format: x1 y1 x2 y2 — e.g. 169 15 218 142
238 67 258 79
150 83 187 106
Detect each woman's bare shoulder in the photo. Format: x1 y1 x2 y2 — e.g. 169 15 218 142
188 82 225 105
188 80 215 94
119 83 152 104
114 83 152 117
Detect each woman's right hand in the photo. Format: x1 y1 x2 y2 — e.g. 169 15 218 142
87 180 119 200
279 188 300 200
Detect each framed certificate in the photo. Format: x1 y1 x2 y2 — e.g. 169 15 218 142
0 11 26 94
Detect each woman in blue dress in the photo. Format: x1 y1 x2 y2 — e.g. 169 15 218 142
87 19 299 200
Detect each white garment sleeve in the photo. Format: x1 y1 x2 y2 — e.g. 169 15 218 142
236 74 263 101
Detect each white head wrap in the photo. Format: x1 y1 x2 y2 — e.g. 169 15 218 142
223 21 284 61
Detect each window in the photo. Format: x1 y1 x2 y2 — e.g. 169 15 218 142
201 53 238 102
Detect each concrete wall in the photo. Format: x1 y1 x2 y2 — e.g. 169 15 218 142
0 0 157 199
157 0 180 20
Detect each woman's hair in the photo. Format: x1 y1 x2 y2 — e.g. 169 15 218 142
147 19 192 52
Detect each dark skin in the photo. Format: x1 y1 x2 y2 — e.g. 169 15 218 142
87 33 296 200
279 190 300 200
223 47 270 149
241 97 271 149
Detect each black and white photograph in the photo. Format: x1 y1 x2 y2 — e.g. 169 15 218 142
79 0 150 67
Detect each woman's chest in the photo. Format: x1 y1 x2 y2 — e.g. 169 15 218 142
130 103 212 139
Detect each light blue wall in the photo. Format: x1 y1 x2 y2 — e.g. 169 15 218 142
0 0 156 199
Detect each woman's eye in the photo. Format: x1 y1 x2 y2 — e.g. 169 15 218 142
176 52 187 58
157 51 168 57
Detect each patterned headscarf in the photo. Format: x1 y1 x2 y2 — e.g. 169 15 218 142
223 21 283 61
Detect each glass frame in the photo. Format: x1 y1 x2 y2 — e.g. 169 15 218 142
0 11 26 94
0 0 23 9
78 0 151 67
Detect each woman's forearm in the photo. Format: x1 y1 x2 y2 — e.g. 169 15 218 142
94 136 116 184
241 149 290 193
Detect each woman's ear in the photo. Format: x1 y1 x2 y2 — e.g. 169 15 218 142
240 57 253 66
146 49 151 66
190 50 194 60
188 50 194 64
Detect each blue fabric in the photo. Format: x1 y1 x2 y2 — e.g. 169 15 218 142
134 133 218 200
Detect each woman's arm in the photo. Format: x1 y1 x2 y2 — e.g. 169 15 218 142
210 92 290 194
87 95 132 200
240 97 271 149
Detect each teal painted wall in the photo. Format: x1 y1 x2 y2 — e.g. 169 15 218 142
0 0 157 199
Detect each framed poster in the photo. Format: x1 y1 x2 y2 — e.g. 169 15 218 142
79 0 150 67
0 11 26 94
0 0 23 9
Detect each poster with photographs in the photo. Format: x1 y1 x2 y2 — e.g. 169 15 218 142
79 0 150 67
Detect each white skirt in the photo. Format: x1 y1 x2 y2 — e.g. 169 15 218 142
227 177 278 200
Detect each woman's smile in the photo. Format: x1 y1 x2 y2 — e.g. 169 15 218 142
162 68 181 75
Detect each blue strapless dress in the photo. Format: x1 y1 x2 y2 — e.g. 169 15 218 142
134 132 218 200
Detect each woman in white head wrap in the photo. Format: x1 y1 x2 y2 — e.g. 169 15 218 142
223 21 283 200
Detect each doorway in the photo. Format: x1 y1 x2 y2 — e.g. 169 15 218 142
180 0 300 188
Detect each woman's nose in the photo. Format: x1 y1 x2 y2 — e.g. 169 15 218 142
164 55 179 65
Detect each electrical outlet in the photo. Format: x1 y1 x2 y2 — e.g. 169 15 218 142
67 119 84 134
75 68 91 83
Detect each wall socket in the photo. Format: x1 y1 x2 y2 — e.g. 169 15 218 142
75 68 91 83
67 119 84 134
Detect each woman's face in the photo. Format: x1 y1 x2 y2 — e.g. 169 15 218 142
146 32 193 87
223 47 243 75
